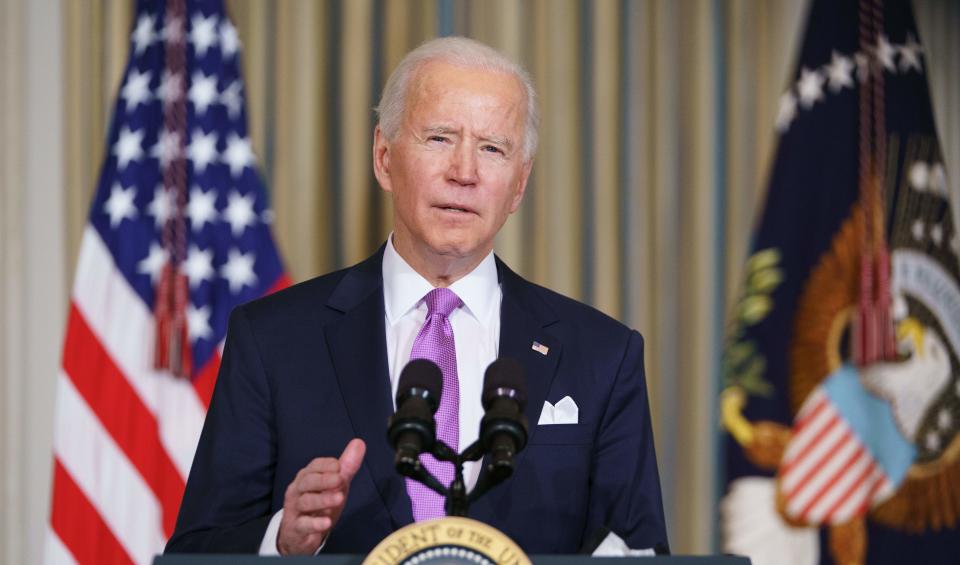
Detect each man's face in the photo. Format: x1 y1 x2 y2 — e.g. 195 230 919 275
373 61 532 272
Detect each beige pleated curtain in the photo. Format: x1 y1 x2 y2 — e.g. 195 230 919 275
59 0 960 553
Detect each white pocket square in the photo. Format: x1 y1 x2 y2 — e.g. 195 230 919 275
538 395 579 425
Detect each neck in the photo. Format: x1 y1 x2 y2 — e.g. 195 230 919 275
390 234 488 288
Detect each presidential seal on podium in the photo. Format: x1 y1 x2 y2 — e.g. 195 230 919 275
363 517 531 565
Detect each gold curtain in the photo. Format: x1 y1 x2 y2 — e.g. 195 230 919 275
59 0 960 553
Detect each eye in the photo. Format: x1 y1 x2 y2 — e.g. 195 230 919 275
427 135 449 143
481 144 504 155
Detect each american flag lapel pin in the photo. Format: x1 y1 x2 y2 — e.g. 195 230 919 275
531 341 549 356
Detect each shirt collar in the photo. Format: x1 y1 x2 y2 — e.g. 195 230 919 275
382 234 499 327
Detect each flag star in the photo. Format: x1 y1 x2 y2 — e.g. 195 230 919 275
925 430 941 451
113 126 145 169
220 80 243 119
223 133 255 178
912 219 926 242
875 34 897 72
150 129 181 170
775 91 798 132
189 71 219 115
104 182 139 227
162 15 184 44
190 13 219 57
183 244 215 288
221 248 258 293
188 186 219 231
931 223 944 246
131 14 156 55
796 68 824 109
137 243 168 284
910 161 930 191
224 190 257 236
938 408 953 430
121 69 153 113
186 303 214 341
826 51 854 92
147 184 177 228
220 19 240 58
899 33 923 72
158 70 183 108
188 128 218 174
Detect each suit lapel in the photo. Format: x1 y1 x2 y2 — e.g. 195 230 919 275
497 280 561 435
475 259 561 489
324 248 414 528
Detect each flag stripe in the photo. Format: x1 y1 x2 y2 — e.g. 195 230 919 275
53 371 164 563
781 412 846 490
781 397 833 465
73 227 207 477
830 460 882 522
62 305 184 537
793 388 827 426
44 528 79 565
801 444 871 522
192 354 220 409
820 453 877 522
785 427 857 513
50 461 136 565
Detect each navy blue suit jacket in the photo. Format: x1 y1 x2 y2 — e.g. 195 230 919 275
166 248 668 554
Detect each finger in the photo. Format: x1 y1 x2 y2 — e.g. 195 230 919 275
295 491 345 514
296 472 345 494
295 514 331 536
338 438 366 482
302 457 341 474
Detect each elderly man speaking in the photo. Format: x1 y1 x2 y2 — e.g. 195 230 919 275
166 36 668 556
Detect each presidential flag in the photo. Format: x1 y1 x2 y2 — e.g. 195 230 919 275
719 0 958 564
46 1 289 563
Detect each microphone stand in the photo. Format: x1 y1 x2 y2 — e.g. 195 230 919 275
398 439 514 517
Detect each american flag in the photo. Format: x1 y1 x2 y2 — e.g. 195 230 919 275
46 1 289 563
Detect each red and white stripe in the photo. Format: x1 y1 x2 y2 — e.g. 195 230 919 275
46 227 220 564
778 389 895 525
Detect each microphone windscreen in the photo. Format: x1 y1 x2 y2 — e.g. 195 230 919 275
397 358 443 402
482 357 527 408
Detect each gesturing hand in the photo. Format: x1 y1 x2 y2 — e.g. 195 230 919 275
277 438 366 555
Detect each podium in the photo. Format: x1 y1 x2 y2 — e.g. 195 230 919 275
156 557 750 564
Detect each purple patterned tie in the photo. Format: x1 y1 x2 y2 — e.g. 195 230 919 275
405 287 462 521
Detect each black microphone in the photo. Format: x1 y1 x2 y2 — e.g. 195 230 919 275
387 359 443 475
479 358 529 480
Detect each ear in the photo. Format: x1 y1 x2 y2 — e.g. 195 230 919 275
508 160 533 214
372 125 392 193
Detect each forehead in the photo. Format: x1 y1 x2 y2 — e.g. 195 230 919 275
404 61 526 133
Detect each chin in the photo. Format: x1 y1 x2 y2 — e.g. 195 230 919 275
424 236 483 260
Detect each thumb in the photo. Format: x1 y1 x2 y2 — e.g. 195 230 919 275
338 438 366 482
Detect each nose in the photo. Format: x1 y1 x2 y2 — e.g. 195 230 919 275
447 142 478 186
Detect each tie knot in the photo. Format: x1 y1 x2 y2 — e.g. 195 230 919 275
423 287 462 317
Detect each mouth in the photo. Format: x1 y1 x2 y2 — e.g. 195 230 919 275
434 204 477 215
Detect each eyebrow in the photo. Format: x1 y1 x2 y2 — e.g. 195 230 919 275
422 126 515 152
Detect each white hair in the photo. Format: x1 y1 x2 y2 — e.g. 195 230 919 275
375 36 539 162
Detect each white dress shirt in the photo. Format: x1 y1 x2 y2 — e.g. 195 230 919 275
260 236 501 554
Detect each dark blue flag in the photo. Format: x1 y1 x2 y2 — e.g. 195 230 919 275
720 1 958 564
